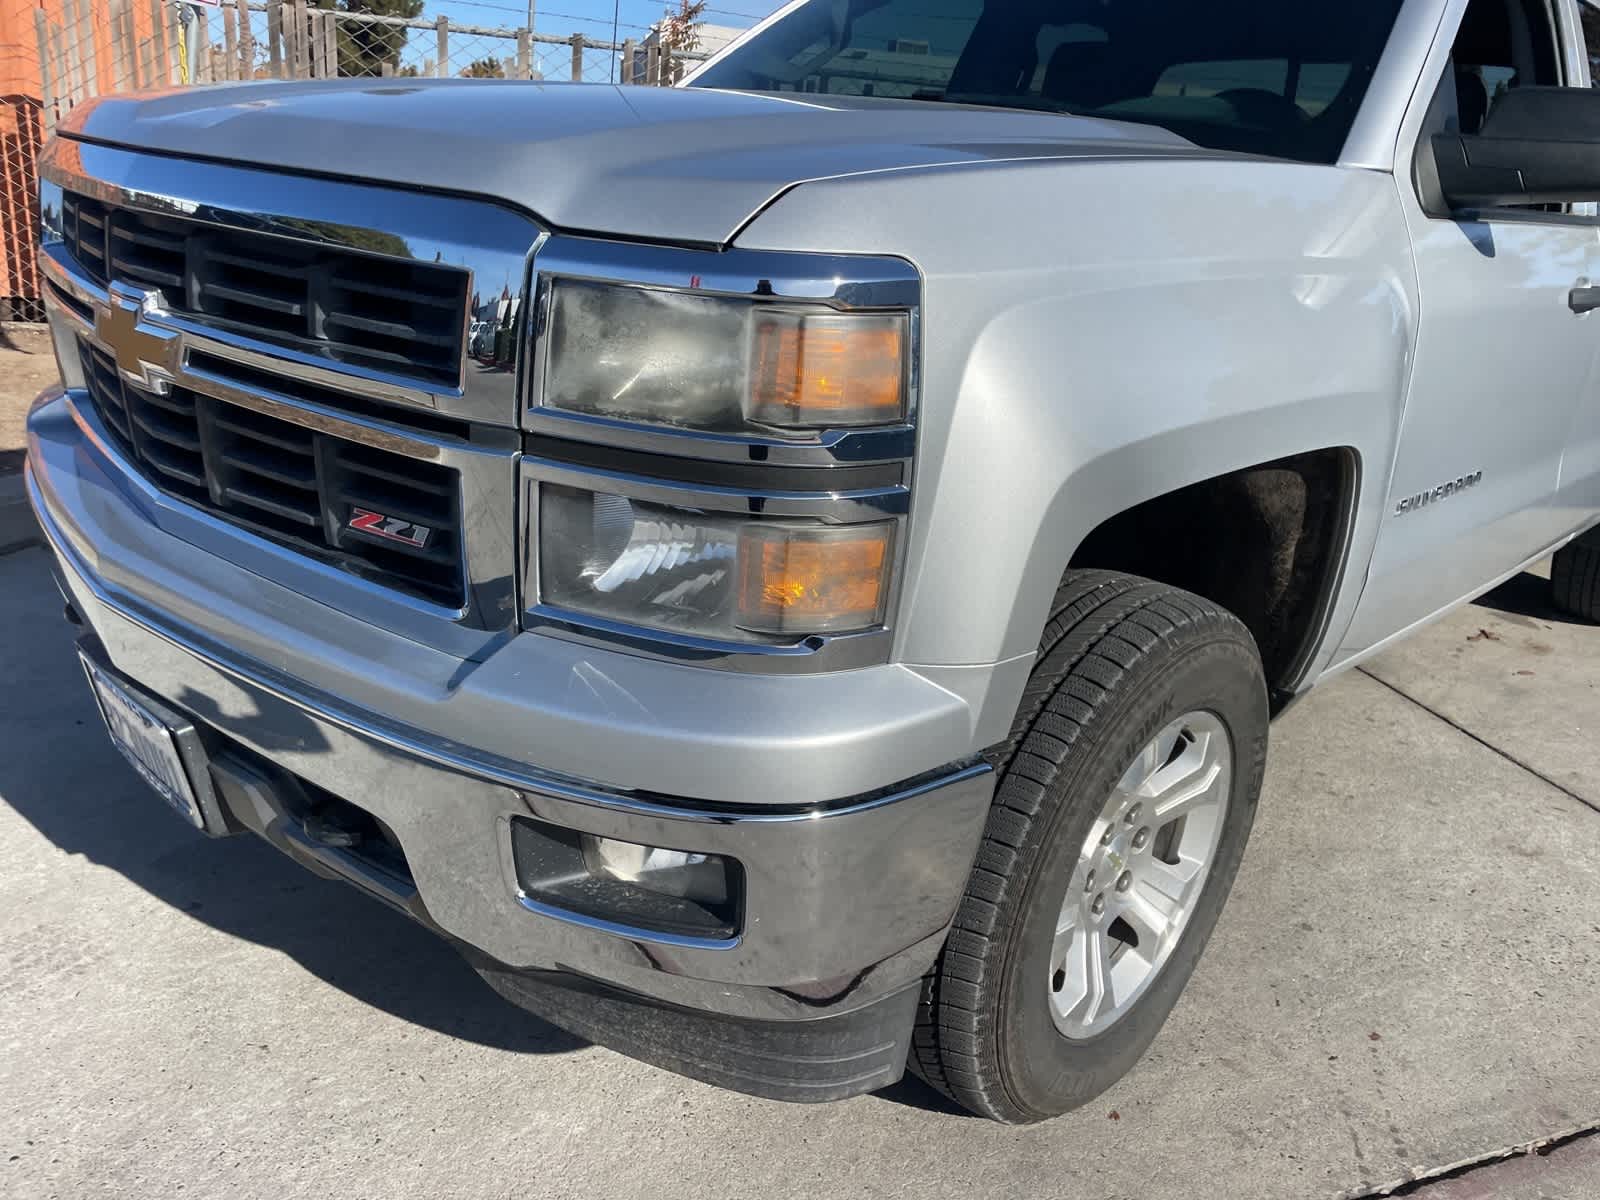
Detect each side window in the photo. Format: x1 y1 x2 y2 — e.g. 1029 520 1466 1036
1446 0 1560 134
1418 0 1584 216
1582 2 1600 85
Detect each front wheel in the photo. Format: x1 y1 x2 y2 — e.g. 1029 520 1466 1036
911 573 1269 1123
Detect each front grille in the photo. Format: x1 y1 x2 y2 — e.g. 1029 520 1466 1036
79 339 465 607
61 192 468 387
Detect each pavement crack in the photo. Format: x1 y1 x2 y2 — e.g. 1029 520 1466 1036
1335 1123 1600 1198
1356 667 1600 816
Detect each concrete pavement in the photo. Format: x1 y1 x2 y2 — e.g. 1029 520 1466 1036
1 543 1597 1200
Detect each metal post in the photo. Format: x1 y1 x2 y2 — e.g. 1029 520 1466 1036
570 31 582 82
619 37 634 84
435 15 448 78
516 28 530 78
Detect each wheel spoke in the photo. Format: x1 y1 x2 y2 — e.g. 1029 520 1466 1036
1082 930 1113 1022
1052 904 1079 963
1151 760 1223 823
1122 878 1182 950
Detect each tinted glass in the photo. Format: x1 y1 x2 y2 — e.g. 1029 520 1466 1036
693 0 1405 163
1580 1 1600 85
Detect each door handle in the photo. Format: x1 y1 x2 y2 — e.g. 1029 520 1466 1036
1570 284 1600 314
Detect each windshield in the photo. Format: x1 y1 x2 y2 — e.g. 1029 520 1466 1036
690 0 1404 163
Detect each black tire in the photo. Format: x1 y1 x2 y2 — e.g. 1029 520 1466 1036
910 572 1269 1123
1552 528 1600 622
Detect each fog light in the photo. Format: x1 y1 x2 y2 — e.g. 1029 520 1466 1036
510 816 742 942
581 834 732 908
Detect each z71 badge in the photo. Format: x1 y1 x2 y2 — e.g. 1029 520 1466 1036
1395 470 1482 516
347 507 433 549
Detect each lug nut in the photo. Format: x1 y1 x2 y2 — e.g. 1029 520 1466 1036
1100 827 1114 846
1091 893 1105 916
1132 827 1150 851
1116 870 1132 892
1084 869 1097 892
1124 803 1142 826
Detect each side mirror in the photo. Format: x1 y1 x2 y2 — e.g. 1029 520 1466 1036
1428 86 1600 209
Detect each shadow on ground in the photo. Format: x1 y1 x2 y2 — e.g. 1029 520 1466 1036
0 552 584 1056
1471 569 1587 625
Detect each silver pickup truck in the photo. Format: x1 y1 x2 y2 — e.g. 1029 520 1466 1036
24 0 1600 1123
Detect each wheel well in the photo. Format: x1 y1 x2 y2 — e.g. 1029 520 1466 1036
1068 448 1357 704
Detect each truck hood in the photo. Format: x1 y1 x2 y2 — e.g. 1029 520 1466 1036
59 80 1203 246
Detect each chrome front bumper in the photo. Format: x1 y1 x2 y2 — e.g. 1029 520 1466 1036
26 388 994 1025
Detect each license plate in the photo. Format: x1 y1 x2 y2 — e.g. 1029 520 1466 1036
83 660 205 829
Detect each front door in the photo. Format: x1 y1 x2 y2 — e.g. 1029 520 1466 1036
1342 0 1600 655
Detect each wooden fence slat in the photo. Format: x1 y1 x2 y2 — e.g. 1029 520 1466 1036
166 0 183 84
192 8 210 82
435 15 448 78
60 0 82 105
284 0 297 77
83 0 102 95
50 25 69 109
222 6 237 80
33 12 55 133
108 0 126 90
644 42 658 86
619 37 634 84
148 0 168 84
267 0 282 77
236 0 255 79
293 0 311 79
323 11 337 78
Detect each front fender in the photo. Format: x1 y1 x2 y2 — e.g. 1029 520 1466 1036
739 157 1416 696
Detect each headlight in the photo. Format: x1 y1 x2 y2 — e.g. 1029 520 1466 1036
539 484 894 643
542 279 908 433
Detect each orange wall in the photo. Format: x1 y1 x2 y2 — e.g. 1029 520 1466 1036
3 0 170 102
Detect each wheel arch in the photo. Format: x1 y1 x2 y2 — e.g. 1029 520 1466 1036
1063 446 1362 705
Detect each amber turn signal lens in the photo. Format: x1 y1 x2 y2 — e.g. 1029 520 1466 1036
735 524 893 635
748 311 907 428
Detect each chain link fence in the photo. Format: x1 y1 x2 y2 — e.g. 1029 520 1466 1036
1 0 708 321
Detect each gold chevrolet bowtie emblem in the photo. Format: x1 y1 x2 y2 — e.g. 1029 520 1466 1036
94 283 178 393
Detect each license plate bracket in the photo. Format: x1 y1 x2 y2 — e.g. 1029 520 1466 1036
81 655 209 830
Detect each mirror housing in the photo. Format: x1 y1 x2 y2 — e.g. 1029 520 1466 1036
1428 86 1600 209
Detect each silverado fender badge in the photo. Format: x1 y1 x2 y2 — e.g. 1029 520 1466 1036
347 507 433 549
1394 470 1483 516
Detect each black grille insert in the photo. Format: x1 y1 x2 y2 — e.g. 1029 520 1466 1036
79 339 465 607
60 192 468 387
